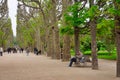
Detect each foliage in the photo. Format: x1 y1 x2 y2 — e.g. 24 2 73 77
60 2 88 35
80 35 91 51
87 5 99 19
116 0 120 3
97 19 114 35
0 19 13 47
60 25 74 35
15 0 118 61
70 49 75 56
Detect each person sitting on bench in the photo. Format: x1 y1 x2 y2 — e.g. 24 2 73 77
69 51 83 67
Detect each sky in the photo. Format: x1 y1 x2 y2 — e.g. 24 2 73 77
7 0 18 37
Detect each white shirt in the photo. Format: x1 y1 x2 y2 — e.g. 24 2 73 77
0 47 3 52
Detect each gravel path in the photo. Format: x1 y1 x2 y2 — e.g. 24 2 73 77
0 52 119 80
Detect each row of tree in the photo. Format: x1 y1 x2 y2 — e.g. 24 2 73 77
0 0 120 77
0 0 13 49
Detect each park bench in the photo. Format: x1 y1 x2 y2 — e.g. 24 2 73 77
74 55 91 66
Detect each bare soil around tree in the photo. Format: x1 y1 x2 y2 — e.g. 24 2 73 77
0 52 119 80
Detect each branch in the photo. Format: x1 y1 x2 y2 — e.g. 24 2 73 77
0 17 9 29
20 0 40 9
78 0 87 11
79 21 90 29
20 0 46 23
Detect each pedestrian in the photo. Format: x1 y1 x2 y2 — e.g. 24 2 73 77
36 50 41 55
26 47 30 56
0 47 3 56
34 47 38 55
20 48 24 53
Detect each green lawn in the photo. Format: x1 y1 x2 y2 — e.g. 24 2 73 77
98 54 116 60
70 50 117 60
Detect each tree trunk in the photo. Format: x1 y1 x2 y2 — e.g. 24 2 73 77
114 0 120 77
89 0 98 70
47 28 53 57
115 20 120 77
54 27 61 59
115 7 120 78
62 34 71 61
90 20 98 70
61 0 72 61
52 26 56 59
44 8 51 56
51 0 60 59
46 28 51 57
36 27 41 52
74 26 80 54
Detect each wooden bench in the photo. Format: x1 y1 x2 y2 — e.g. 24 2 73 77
74 55 91 66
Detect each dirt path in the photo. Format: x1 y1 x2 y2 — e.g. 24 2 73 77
0 52 119 80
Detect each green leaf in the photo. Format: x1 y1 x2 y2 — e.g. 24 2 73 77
116 0 120 3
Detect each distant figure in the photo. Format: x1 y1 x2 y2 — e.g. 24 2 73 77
19 48 24 53
7 47 11 54
36 50 41 55
60 48 63 59
34 47 38 54
21 48 24 53
13 48 17 53
26 47 30 56
69 51 83 67
0 47 3 56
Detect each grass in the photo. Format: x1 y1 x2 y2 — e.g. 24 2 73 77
98 54 116 60
84 50 111 55
85 50 117 60
70 50 117 60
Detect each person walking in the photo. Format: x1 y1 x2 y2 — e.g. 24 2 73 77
34 47 38 55
0 47 3 56
26 47 30 56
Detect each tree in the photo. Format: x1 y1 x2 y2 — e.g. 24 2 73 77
0 19 13 48
17 2 37 49
48 0 60 59
18 0 61 59
0 0 13 49
60 0 72 61
114 0 120 77
88 0 109 70
0 0 8 20
89 0 98 70
62 0 88 55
